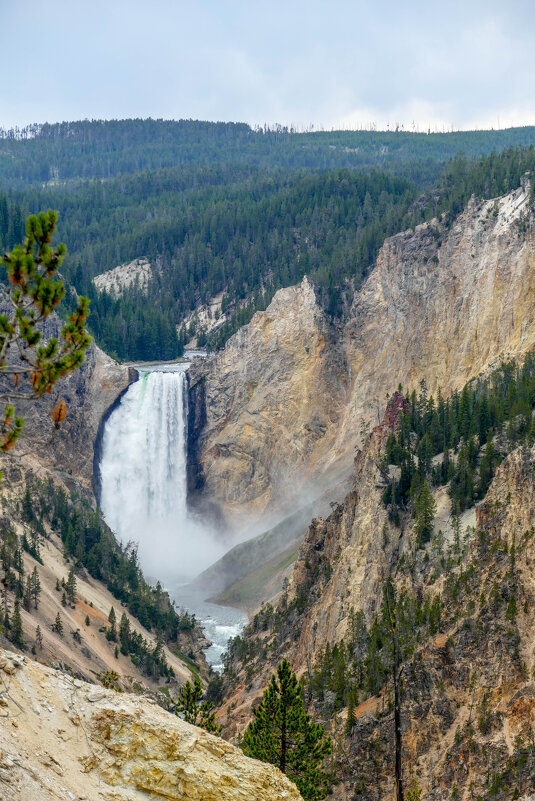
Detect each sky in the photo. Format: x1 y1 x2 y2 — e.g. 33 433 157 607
1 0 534 132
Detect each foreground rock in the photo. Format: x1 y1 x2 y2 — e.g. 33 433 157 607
0 647 302 801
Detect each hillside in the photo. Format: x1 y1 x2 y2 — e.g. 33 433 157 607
220 385 535 800
3 119 535 186
2 123 535 362
0 460 202 690
0 330 210 698
0 646 302 801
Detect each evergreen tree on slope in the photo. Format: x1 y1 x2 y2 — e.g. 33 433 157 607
241 658 332 801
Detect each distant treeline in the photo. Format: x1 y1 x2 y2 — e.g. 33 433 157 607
2 119 535 185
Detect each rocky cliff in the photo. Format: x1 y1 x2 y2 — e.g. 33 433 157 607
11 337 135 498
336 185 535 462
0 647 302 801
221 407 535 799
189 185 535 526
219 394 409 738
188 275 349 525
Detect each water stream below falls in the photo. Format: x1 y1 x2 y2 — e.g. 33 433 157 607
99 365 245 670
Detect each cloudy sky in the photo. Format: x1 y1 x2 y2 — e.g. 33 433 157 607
2 0 534 131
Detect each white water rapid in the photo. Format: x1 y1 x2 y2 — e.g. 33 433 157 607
99 365 246 670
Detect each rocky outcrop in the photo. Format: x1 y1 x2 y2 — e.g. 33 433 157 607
0 648 302 801
12 340 135 497
93 257 152 298
188 276 349 525
190 186 535 526
336 186 535 461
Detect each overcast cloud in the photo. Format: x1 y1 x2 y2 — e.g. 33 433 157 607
1 0 534 131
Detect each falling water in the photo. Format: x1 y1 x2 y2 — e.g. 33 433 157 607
99 366 226 582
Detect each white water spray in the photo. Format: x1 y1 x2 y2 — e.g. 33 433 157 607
99 367 225 581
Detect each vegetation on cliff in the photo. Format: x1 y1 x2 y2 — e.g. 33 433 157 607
222 351 535 800
382 352 535 520
1 467 199 680
242 658 331 800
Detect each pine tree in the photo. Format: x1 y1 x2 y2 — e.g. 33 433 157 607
345 684 358 735
23 576 32 612
173 676 221 735
65 568 76 604
0 211 91 455
2 585 10 633
31 566 41 610
21 487 34 523
35 624 43 650
107 606 118 641
10 598 24 648
52 612 63 636
413 480 436 546
452 501 461 553
119 612 130 654
241 659 332 801
506 594 518 622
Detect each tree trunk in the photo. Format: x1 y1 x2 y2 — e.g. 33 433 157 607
393 629 404 801
386 583 404 801
280 704 287 774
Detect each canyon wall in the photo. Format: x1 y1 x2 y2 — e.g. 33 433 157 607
188 275 349 525
12 336 135 497
190 185 535 525
221 409 535 799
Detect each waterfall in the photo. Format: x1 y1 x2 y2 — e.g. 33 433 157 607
99 367 223 581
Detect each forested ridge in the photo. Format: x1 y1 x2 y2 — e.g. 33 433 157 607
3 119 535 185
1 466 198 679
1 120 535 360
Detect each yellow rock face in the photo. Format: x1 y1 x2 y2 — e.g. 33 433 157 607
93 706 302 800
337 187 535 462
0 648 302 801
192 185 535 525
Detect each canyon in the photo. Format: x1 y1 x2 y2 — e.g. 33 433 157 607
2 181 535 801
